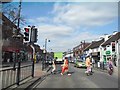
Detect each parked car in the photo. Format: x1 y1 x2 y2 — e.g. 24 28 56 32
74 59 86 68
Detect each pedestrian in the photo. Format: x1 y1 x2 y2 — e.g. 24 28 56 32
107 57 114 75
51 57 57 74
108 57 113 70
61 57 71 75
85 55 92 75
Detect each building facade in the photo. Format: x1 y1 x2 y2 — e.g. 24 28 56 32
73 41 90 60
101 32 120 67
1 13 33 63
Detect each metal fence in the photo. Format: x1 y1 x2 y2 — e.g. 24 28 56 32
20 64 32 81
0 63 33 89
1 67 17 89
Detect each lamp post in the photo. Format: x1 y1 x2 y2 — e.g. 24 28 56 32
45 39 50 51
81 40 85 60
42 39 50 70
68 49 72 62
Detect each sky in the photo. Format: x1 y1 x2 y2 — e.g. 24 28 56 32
4 0 119 52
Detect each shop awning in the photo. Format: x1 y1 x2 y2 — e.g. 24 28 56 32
2 46 20 52
2 39 23 53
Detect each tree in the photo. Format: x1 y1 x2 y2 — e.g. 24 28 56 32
2 3 26 27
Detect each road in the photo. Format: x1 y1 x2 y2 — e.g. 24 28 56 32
29 63 118 88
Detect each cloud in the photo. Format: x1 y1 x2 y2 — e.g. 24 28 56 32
37 24 74 40
53 2 117 28
45 31 101 52
28 17 50 24
36 24 101 52
26 2 117 52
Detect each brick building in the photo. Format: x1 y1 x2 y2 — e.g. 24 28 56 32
1 12 25 62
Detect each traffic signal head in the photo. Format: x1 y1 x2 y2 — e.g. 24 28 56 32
25 28 29 33
24 27 30 41
31 28 38 43
112 42 115 52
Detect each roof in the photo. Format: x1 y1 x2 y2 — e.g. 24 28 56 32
84 39 104 51
84 43 92 51
101 32 120 46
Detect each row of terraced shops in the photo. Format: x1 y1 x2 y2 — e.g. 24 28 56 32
1 13 42 64
73 32 120 69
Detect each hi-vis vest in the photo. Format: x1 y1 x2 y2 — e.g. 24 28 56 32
85 58 91 67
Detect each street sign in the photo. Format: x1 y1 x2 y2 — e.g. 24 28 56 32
31 27 38 43
106 51 111 55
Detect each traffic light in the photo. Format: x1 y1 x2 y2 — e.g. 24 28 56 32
24 27 30 41
112 42 115 52
31 27 38 43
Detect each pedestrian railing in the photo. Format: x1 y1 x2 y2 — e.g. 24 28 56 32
20 64 32 81
0 64 33 90
0 67 17 89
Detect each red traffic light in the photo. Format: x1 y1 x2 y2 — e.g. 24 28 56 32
25 28 29 32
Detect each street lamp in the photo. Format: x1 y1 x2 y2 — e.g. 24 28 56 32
68 49 72 62
81 40 86 61
45 39 50 51
42 39 50 70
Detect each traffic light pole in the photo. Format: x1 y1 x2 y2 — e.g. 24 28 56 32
24 25 38 76
30 44 35 77
29 26 38 77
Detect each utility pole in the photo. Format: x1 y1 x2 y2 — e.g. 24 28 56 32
17 0 22 34
43 39 50 70
16 0 22 85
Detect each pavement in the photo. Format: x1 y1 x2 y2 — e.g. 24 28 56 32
7 62 51 90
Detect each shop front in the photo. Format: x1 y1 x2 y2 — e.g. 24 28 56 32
91 52 100 68
103 50 111 64
101 50 111 69
2 45 21 63
91 52 100 62
2 39 25 63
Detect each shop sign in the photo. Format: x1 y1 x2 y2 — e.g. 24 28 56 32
106 51 111 55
